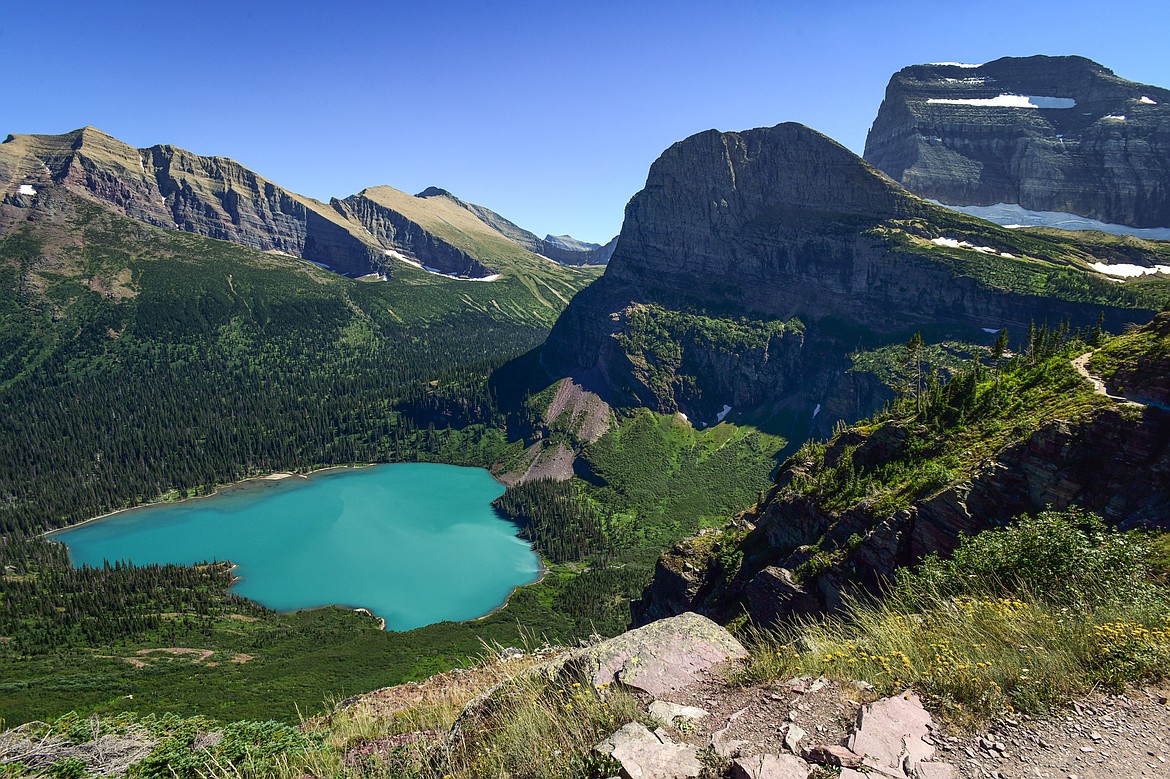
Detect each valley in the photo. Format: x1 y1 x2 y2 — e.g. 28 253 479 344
2 44 1170 779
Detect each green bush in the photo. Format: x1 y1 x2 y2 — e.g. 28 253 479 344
904 508 1157 607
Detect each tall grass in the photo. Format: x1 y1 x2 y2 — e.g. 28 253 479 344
739 511 1170 722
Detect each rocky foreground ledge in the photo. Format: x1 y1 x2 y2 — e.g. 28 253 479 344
349 613 1170 779
4 613 1168 778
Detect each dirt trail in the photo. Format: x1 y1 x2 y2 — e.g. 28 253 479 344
1073 352 1170 412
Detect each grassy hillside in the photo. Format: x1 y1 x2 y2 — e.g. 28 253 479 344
885 210 1170 310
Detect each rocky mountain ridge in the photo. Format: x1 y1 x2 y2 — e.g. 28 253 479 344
539 121 1168 435
864 55 1170 229
0 127 609 278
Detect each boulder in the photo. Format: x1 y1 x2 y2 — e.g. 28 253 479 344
566 612 747 696
648 700 709 724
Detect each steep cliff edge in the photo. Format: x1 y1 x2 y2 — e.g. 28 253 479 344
542 121 1168 430
864 55 1170 229
636 315 1170 626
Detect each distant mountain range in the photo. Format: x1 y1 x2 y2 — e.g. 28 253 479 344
0 128 614 278
865 55 1170 230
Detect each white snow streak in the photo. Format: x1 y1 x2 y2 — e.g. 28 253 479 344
18 184 37 196
812 404 822 419
930 62 983 68
1103 114 1127 121
1090 262 1170 278
715 404 732 423
1140 96 1158 105
927 94 1076 109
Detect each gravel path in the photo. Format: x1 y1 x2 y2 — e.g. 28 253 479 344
934 685 1170 778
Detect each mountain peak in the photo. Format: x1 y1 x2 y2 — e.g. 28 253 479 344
865 54 1170 228
416 186 455 199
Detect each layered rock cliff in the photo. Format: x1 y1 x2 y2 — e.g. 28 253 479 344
0 127 382 275
0 127 605 278
864 55 1170 229
542 121 1164 429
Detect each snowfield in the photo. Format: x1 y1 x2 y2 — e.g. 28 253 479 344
926 94 1076 109
928 201 1170 241
1089 262 1170 278
931 237 1014 257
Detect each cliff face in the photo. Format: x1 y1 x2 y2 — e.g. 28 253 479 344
542 122 1160 428
636 401 1170 627
864 55 1170 229
0 128 382 275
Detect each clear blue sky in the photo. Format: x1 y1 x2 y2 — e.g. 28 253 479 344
4 0 1168 243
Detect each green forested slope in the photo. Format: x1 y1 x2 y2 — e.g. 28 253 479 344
0 192 600 533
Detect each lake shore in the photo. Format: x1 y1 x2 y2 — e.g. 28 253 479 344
44 463 378 538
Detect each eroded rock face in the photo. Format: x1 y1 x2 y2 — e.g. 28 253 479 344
865 55 1170 228
0 128 381 275
542 121 1154 428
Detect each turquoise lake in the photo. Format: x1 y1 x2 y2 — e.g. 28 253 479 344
51 464 541 631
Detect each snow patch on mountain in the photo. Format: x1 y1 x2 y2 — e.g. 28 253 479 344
926 94 1076 109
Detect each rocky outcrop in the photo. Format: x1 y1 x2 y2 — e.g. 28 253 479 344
562 611 748 697
543 121 1158 432
0 127 382 275
594 722 703 779
638 398 1170 627
865 55 1170 228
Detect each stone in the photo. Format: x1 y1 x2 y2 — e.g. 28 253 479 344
729 753 811 779
783 724 807 753
912 763 959 779
594 722 703 779
847 691 936 773
649 700 709 724
865 55 1170 230
710 707 751 758
801 744 864 768
566 612 748 697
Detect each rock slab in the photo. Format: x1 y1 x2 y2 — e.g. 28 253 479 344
729 753 811 779
594 722 703 779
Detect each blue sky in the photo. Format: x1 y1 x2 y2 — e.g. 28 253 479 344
4 0 1168 243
